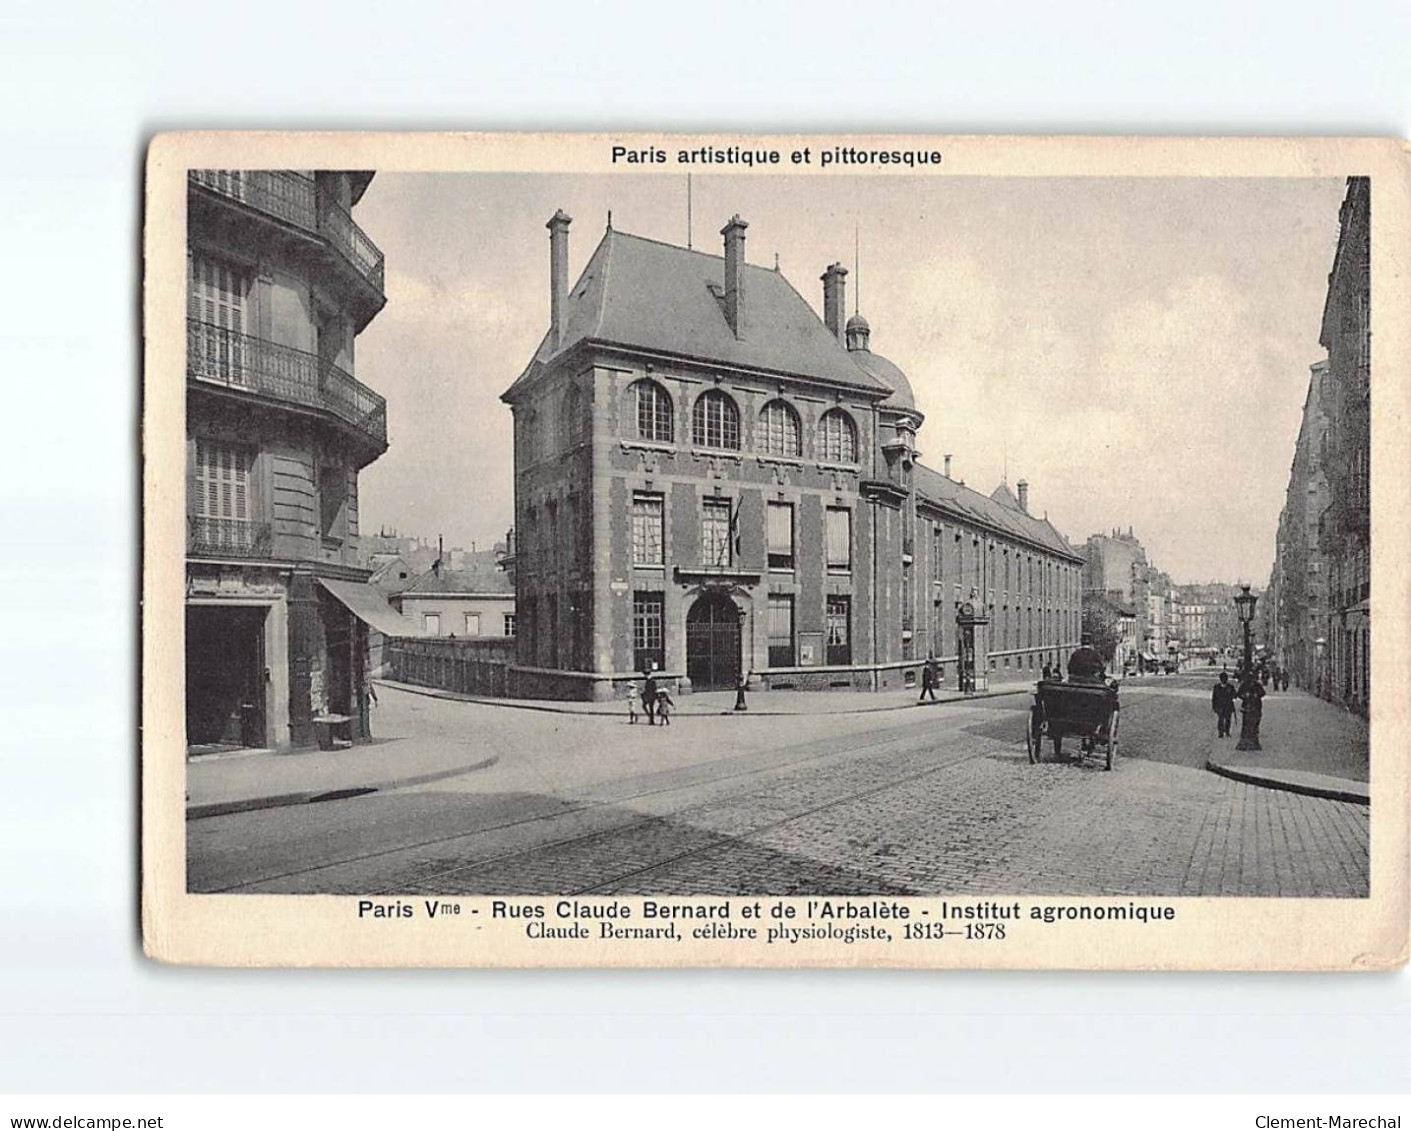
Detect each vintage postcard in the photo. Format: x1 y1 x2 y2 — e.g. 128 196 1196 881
142 133 1409 968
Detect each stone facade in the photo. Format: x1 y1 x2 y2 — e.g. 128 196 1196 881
1267 177 1371 712
185 169 391 750
502 214 1083 700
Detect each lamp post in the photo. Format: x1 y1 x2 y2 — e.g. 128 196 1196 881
1234 584 1262 751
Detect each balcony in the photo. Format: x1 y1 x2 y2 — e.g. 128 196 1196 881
188 515 273 559
189 170 385 296
188 319 387 452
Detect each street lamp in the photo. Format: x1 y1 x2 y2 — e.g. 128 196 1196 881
1234 585 1262 751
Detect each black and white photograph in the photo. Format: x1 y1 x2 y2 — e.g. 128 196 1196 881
143 135 1404 969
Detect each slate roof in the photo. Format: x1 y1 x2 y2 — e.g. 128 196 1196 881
912 462 1080 560
402 567 514 596
849 345 919 414
504 229 891 400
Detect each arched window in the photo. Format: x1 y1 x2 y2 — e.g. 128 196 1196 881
759 399 801 457
633 379 673 443
819 408 857 463
692 389 740 450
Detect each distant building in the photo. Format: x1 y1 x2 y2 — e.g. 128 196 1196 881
500 212 1083 699
184 168 399 751
392 565 517 639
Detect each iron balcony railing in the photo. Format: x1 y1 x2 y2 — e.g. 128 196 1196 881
188 319 387 448
188 515 273 559
189 170 386 293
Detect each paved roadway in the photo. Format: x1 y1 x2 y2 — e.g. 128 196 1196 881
188 675 1369 898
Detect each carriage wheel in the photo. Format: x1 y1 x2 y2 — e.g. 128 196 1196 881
1105 709 1120 771
1026 708 1043 764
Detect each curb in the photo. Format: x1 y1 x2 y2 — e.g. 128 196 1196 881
187 756 499 821
1204 759 1370 806
374 679 1030 718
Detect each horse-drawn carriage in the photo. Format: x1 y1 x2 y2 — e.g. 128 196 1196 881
1026 678 1121 770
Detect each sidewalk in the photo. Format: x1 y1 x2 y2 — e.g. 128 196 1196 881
1206 687 1370 804
373 675 1035 718
187 676 1035 819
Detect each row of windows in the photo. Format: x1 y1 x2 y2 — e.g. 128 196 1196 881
420 611 516 637
634 381 858 462
632 592 853 672
631 495 853 572
928 522 1078 600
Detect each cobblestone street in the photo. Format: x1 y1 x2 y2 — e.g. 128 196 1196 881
189 676 1370 898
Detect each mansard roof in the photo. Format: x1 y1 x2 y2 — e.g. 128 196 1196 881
504 228 892 401
913 462 1080 561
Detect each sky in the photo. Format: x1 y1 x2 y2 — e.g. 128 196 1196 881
352 173 1346 585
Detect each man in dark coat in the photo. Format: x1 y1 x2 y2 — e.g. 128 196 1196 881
918 656 939 702
1211 671 1237 737
1066 634 1107 684
642 670 659 726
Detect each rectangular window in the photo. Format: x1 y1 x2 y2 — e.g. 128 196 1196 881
423 613 441 636
318 461 347 543
631 493 664 566
932 524 944 583
826 596 851 665
463 613 481 636
826 507 851 572
768 594 795 668
188 253 251 385
194 438 252 522
503 612 516 636
702 497 733 567
633 592 665 674
767 502 794 570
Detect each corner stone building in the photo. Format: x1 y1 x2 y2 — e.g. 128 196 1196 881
502 213 1083 700
185 169 400 751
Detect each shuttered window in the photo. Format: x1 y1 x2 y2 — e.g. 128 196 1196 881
826 507 851 571
767 502 794 570
194 439 251 521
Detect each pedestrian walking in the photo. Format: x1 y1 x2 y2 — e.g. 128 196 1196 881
1281 669 1290 692
1211 671 1237 737
642 670 659 726
655 687 674 726
625 681 640 724
918 656 939 702
1041 662 1053 681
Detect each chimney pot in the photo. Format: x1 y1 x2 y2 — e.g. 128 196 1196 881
547 209 572 350
821 262 848 343
943 454 953 478
721 214 748 338
1017 479 1029 513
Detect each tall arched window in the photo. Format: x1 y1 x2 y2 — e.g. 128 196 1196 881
759 399 801 457
560 383 588 448
633 379 673 443
819 408 857 463
692 389 740 450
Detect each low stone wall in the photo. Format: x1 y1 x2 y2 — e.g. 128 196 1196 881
387 637 516 698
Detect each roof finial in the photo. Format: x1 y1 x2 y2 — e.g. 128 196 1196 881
774 251 780 272
1003 441 1008 485
606 208 613 231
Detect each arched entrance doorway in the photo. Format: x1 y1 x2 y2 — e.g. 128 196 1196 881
686 590 742 690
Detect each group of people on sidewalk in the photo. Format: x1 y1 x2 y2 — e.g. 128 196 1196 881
1210 667 1266 738
625 671 674 726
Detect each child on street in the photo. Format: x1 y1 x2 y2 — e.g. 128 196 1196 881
625 682 640 724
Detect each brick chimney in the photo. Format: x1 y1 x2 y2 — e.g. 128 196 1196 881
821 262 848 343
547 209 572 350
1017 479 1029 513
721 214 748 338
944 454 952 478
